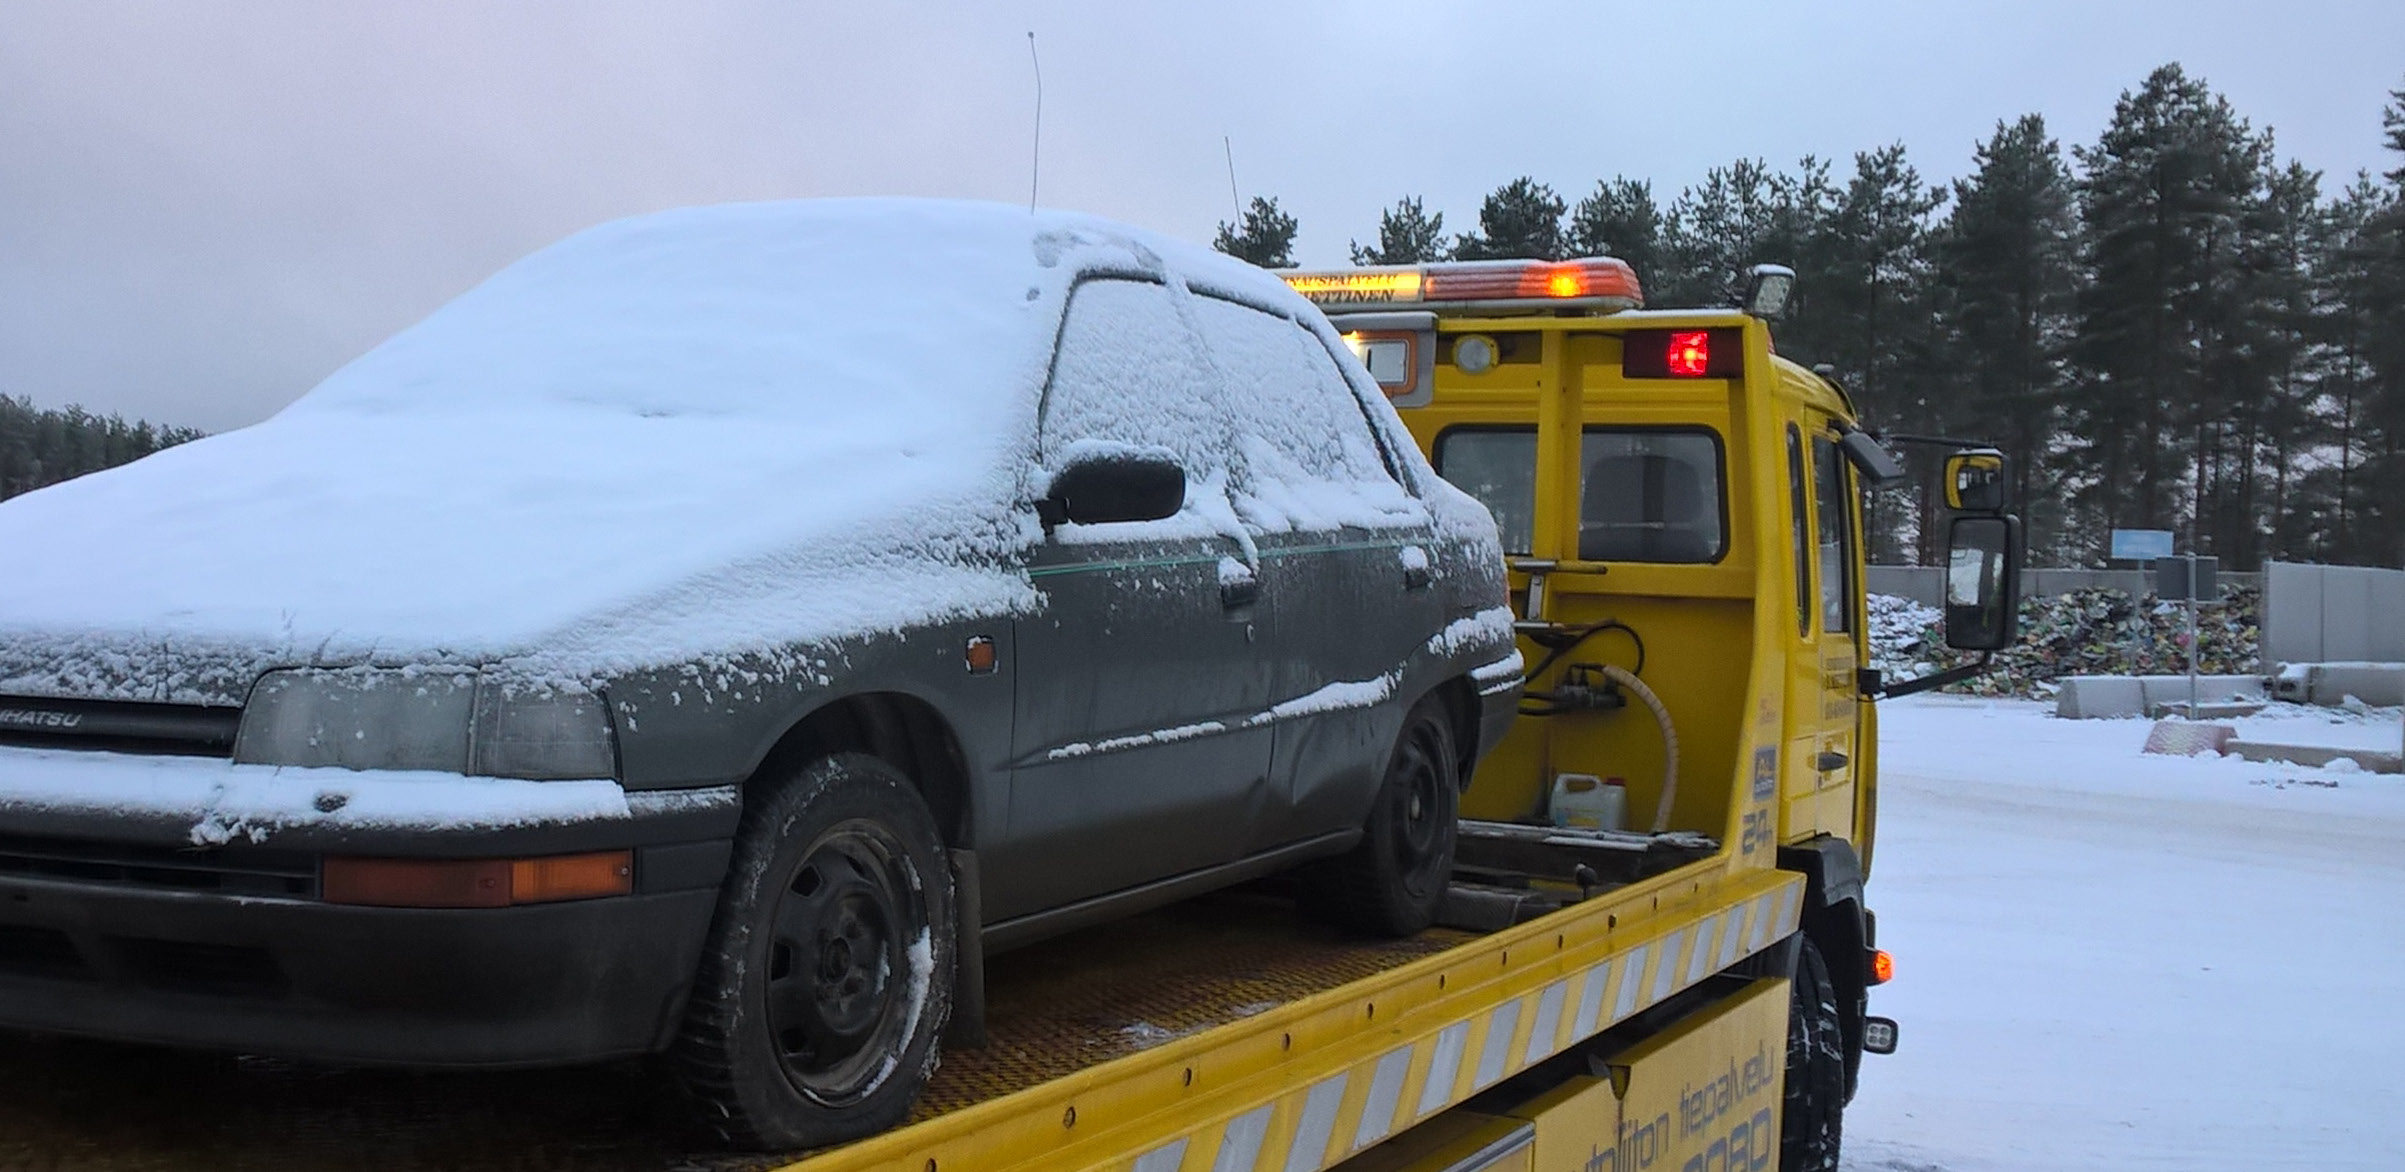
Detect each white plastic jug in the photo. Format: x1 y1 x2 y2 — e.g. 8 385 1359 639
1549 772 1626 831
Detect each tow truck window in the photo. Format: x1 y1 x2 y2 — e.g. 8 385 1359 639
1433 427 1726 562
1811 436 1854 634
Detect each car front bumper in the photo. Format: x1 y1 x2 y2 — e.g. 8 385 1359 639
0 745 738 1066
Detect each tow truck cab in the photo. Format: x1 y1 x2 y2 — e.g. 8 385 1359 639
1283 256 2023 1099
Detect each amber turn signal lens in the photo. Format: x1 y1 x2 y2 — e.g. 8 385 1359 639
511 851 635 904
1870 948 1895 986
324 851 632 908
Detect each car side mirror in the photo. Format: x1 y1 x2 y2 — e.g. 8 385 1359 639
1037 452 1186 530
1943 514 2021 651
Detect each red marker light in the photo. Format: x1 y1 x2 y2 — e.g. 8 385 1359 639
1665 331 1711 378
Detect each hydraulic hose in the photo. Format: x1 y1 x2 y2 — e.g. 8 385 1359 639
1598 663 1679 833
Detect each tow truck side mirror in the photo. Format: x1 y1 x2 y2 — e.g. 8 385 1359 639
1036 452 1186 531
1943 515 2021 651
1943 448 2010 513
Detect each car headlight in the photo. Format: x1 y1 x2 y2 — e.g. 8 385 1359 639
234 668 618 781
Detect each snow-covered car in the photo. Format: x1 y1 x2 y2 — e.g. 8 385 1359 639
0 199 1518 1147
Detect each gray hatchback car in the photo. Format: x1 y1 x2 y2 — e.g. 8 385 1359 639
0 199 1519 1148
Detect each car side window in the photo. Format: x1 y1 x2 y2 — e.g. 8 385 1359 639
1039 279 1226 475
1190 296 1411 528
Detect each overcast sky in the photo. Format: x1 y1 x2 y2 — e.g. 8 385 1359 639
4 1 2401 431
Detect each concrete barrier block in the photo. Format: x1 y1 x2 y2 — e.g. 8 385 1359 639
2057 676 2146 719
2135 675 2268 708
2225 740 2404 774
2303 664 2405 707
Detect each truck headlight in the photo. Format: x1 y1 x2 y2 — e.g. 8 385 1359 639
234 669 618 781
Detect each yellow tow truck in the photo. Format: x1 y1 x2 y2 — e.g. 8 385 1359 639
782 257 2022 1172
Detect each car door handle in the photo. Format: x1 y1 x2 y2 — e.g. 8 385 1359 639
1815 751 1849 772
1221 576 1259 609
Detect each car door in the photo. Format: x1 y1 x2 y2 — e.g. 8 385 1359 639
987 277 1278 923
1190 295 1440 848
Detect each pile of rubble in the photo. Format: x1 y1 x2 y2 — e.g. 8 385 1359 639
1867 586 2262 697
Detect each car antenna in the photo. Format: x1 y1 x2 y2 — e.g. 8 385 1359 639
1223 135 1242 222
1026 31 1042 213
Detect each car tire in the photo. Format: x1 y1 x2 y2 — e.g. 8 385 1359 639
1781 935 1846 1172
1307 692 1459 937
673 752 955 1151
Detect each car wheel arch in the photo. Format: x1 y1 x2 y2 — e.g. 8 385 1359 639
744 692 975 849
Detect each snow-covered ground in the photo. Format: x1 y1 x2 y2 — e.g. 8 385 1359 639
1842 696 2405 1172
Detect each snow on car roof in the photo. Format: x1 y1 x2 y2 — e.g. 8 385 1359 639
0 199 1328 701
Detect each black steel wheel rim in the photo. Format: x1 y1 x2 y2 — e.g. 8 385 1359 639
1390 720 1448 874
763 818 926 1104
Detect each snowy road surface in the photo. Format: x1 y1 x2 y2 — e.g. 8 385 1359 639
1842 697 2405 1172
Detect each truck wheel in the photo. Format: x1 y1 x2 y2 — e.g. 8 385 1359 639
674 753 955 1150
1781 935 1846 1172
1308 694 1458 936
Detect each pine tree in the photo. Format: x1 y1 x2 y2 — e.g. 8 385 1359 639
2067 64 2268 548
1453 177 1568 261
0 394 203 502
1350 196 1451 265
1213 196 1299 268
1656 158 1834 309
1566 178 1663 287
2341 82 2405 565
1933 116 2079 560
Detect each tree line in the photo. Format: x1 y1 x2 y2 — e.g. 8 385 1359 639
0 395 203 504
1218 64 2405 570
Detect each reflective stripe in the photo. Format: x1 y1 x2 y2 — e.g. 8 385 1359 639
1747 891 1776 953
1612 943 1650 1022
1213 1105 1273 1172
1473 997 1522 1089
1572 960 1610 1037
1779 884 1801 936
1134 1139 1188 1172
1717 905 1747 968
1524 979 1569 1065
1417 1021 1471 1118
1649 929 1687 1005
1352 1045 1414 1152
1685 916 1719 984
1281 1074 1349 1172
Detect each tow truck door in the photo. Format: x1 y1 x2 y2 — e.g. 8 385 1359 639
1780 414 1862 840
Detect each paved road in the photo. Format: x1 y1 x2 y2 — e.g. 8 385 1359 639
1841 698 2405 1172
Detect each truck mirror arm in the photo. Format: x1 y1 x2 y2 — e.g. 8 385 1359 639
1861 655 1993 701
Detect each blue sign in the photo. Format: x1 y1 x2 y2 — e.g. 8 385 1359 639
2109 528 2175 561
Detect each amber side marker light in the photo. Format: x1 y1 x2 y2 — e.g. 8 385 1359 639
1870 948 1896 986
323 850 634 908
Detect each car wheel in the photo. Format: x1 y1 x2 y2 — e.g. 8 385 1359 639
674 752 955 1151
1781 935 1846 1172
1308 692 1459 936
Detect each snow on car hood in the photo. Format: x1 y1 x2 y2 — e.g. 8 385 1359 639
0 199 1326 704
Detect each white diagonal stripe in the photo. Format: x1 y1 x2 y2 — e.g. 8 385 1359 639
1685 915 1719 984
1718 905 1747 968
1649 929 1688 1005
1282 1074 1349 1172
1417 1021 1471 1118
1134 1139 1188 1172
1612 944 1649 1022
1747 892 1775 952
1524 980 1569 1065
1352 1044 1414 1152
1473 997 1523 1088
1572 961 1610 1037
1213 1105 1273 1172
